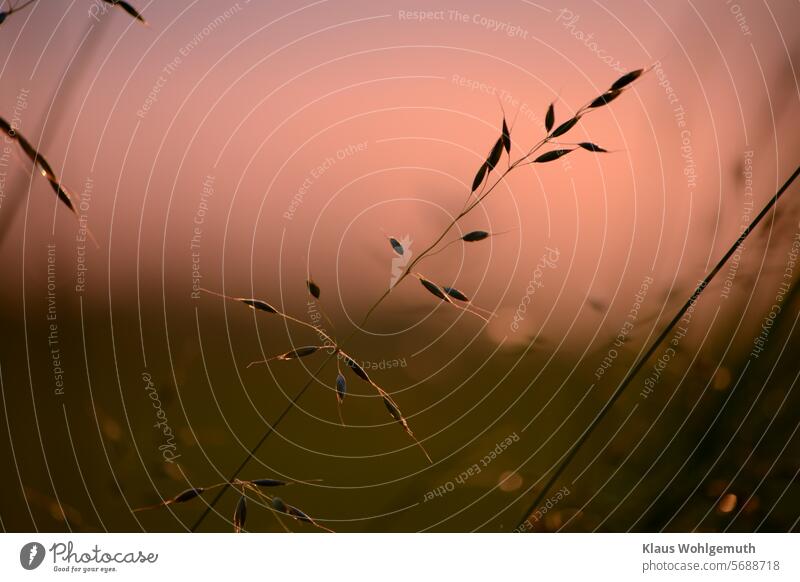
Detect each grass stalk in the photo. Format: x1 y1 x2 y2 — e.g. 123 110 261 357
189 146 539 531
514 164 800 530
190 74 645 531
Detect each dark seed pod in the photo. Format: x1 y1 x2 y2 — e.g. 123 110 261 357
550 117 578 138
250 479 287 487
50 182 76 213
533 149 574 163
419 277 448 301
240 299 278 314
589 89 622 108
486 137 504 170
37 156 58 181
344 356 370 383
545 103 555 133
335 373 346 404
15 134 39 163
233 495 247 533
471 162 488 192
288 506 312 523
389 237 404 255
16 136 56 179
383 396 401 421
501 118 511 154
383 396 412 435
272 497 288 513
443 286 469 302
1 120 79 217
578 142 608 153
103 0 147 24
462 230 490 242
0 12 7 25
172 487 205 504
306 279 321 299
278 346 320 360
610 68 643 91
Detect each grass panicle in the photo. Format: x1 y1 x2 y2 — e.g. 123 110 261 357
0 115 99 246
201 284 430 460
200 288 279 314
134 477 332 532
337 348 431 462
191 67 650 530
414 273 491 323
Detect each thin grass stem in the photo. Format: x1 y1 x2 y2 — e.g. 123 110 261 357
514 164 800 530
191 81 645 531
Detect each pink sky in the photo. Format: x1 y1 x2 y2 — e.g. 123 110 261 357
0 0 797 347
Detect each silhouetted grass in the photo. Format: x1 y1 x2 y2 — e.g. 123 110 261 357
188 67 650 532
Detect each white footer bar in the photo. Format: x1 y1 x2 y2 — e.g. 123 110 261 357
1 533 796 581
